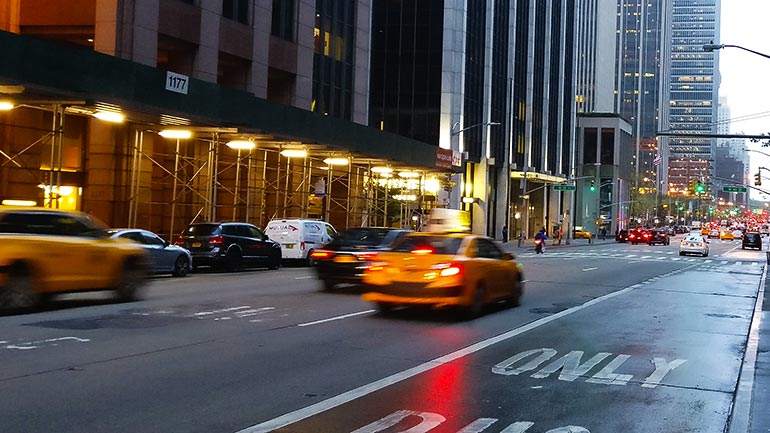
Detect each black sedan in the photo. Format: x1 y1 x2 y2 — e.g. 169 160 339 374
108 229 192 277
646 229 670 245
310 227 411 290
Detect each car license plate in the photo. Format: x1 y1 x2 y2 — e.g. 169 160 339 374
284 244 294 249
334 255 356 263
688 243 694 246
192 242 201 248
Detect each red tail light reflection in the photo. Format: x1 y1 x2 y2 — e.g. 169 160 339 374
174 236 185 246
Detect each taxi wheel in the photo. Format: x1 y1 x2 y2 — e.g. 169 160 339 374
508 278 522 307
464 283 487 320
0 263 39 311
172 255 190 277
377 302 396 314
115 259 147 302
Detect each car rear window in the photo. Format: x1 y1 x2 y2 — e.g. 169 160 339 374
391 235 463 255
334 228 390 246
184 224 219 236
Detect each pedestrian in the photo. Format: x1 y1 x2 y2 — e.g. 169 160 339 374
502 225 508 243
534 227 548 254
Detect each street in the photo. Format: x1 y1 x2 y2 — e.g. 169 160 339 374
0 238 765 433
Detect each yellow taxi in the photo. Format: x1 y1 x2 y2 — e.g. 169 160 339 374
719 230 734 241
361 232 523 319
0 207 150 311
573 228 592 239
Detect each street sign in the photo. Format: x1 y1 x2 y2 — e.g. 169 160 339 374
722 186 747 193
553 184 576 191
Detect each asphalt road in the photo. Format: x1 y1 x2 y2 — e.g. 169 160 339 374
0 237 764 433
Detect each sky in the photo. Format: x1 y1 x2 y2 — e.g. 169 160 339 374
717 0 770 200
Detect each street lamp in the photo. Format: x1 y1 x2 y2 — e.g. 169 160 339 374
703 43 770 60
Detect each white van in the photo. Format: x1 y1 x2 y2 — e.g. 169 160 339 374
425 208 471 233
265 219 337 262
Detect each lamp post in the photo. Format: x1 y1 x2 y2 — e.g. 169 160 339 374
449 121 501 233
703 43 770 60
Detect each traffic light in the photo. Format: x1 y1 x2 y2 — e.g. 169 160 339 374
688 179 696 195
589 179 596 192
755 172 762 186
695 181 705 194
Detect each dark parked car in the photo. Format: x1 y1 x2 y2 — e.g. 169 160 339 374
646 229 670 246
311 227 411 290
742 232 762 250
175 222 282 271
108 229 192 277
615 229 629 242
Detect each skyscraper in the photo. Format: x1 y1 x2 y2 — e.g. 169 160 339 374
660 0 721 209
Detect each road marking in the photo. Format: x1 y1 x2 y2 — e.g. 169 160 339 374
236 282 645 433
193 306 252 317
3 336 90 350
736 261 743 266
581 267 597 272
640 256 651 259
294 276 313 280
705 260 712 263
625 255 637 258
656 256 666 260
721 261 728 264
297 310 375 327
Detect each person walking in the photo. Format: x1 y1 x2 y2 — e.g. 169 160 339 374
502 225 508 243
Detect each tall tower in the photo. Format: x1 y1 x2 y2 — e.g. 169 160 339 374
661 0 721 213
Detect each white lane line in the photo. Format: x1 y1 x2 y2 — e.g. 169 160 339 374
294 276 313 280
721 261 728 265
582 267 598 272
640 256 652 259
297 310 375 327
705 260 712 263
625 255 637 258
656 256 666 260
193 306 252 316
236 283 642 433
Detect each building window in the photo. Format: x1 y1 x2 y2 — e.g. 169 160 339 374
272 0 295 41
312 0 354 120
223 0 249 25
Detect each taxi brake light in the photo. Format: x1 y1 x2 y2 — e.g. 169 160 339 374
209 235 224 245
357 252 378 261
439 263 463 277
411 247 434 255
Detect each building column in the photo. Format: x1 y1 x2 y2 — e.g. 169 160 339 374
194 0 221 83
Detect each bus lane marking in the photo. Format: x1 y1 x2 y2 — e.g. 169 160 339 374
492 348 686 388
2 336 90 350
237 266 698 433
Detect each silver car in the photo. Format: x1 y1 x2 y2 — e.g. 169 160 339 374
679 233 709 257
108 229 192 277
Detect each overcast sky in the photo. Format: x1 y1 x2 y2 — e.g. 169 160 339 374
718 0 770 200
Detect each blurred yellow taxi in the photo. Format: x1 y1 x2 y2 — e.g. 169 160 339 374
362 232 523 319
573 228 592 239
719 230 734 241
0 207 150 311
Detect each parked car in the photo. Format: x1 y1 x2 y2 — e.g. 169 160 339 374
615 229 629 242
647 230 670 246
679 233 709 257
742 232 762 250
265 219 337 264
362 232 524 319
108 229 192 277
0 207 149 310
311 227 411 290
175 222 282 271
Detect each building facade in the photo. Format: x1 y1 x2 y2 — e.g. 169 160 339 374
660 0 721 211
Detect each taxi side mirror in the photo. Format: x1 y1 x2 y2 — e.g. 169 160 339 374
502 252 515 261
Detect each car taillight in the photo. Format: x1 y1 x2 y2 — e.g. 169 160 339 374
411 247 434 255
209 235 224 245
300 242 306 250
366 262 386 272
357 252 378 261
310 250 332 259
174 236 185 246
431 262 464 277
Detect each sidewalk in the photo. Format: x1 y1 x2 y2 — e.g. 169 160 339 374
499 236 615 253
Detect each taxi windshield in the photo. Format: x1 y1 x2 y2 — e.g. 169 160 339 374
391 235 463 254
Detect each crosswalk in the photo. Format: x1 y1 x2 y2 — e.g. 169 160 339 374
516 248 765 267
